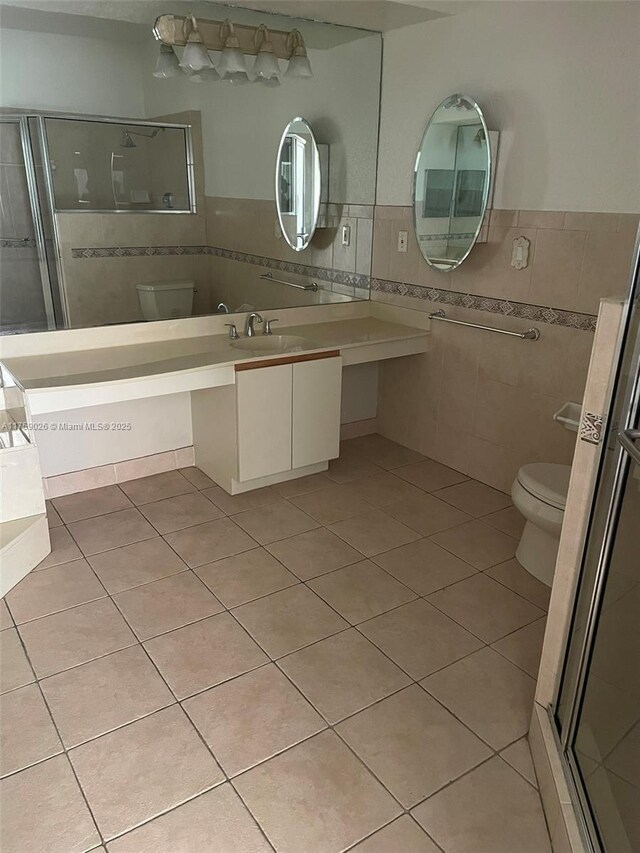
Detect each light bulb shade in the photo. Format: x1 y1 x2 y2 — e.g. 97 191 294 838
153 44 180 78
260 74 281 88
218 46 247 75
285 54 313 78
179 41 214 72
220 70 251 85
253 51 280 80
187 67 220 83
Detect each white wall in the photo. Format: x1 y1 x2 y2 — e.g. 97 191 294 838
142 35 381 204
378 1 640 212
0 28 145 116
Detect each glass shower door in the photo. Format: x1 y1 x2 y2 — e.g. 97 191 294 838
0 116 56 332
557 231 640 852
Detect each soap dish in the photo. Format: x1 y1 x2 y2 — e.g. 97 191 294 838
554 401 582 433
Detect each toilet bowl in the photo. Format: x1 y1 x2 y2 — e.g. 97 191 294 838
511 462 571 586
136 280 194 321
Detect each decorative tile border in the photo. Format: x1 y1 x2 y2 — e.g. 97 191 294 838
1 237 36 249
371 277 597 331
580 411 604 444
69 244 598 330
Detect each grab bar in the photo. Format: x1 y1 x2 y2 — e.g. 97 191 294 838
259 273 318 292
428 309 540 341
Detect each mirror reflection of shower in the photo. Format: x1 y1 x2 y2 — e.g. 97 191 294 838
120 127 164 149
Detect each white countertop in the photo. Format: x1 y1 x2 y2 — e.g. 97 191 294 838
1 316 428 415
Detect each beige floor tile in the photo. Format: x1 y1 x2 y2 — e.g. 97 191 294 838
106 784 272 853
326 454 383 484
195 548 298 608
395 459 468 492
373 537 477 596
484 505 526 539
119 470 195 505
68 508 157 556
421 647 536 750
0 683 62 776
386 493 471 536
52 485 132 524
179 466 216 490
266 527 362 580
359 599 483 680
164 517 256 567
271 472 333 498
202 484 281 515
69 705 223 841
233 501 319 545
492 617 547 677
343 472 424 508
279 629 410 723
365 443 427 471
46 501 63 528
0 599 13 630
329 510 421 557
351 816 440 852
500 737 538 787
233 585 348 658
428 574 544 643
6 559 106 624
19 598 136 678
486 558 551 610
113 572 223 641
412 756 551 853
87 537 188 595
139 491 224 534
35 526 82 570
290 484 373 524
234 730 401 853
308 560 416 624
184 664 325 776
336 686 491 807
41 646 174 748
433 479 512 518
0 755 100 853
430 519 517 569
605 720 640 788
144 612 268 699
0 628 34 693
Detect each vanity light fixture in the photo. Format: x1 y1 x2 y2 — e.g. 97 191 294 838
217 19 251 85
284 29 313 78
153 43 180 78
253 24 281 86
178 15 214 72
186 66 220 83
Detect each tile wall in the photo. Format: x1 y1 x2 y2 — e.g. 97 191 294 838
373 207 639 492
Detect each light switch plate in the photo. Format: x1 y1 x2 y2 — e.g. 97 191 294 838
398 230 408 253
511 235 530 269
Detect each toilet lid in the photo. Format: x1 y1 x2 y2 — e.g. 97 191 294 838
517 463 571 509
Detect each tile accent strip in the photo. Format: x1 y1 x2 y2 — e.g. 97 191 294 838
69 245 598 330
371 277 597 331
1 237 36 249
580 412 604 445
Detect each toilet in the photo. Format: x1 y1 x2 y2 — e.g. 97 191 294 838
136 280 194 321
511 462 571 587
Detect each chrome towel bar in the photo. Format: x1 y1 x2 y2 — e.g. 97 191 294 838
259 273 318 292
428 309 540 341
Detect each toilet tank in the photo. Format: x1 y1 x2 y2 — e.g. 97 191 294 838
136 280 194 321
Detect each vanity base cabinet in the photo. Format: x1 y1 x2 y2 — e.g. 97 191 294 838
192 353 342 495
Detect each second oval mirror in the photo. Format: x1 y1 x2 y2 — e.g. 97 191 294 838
275 117 321 252
413 94 491 271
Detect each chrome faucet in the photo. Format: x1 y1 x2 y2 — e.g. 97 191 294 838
244 312 263 337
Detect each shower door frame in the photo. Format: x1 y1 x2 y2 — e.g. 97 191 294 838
0 115 57 331
552 227 640 853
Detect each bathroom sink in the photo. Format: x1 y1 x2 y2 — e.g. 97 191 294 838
230 335 310 355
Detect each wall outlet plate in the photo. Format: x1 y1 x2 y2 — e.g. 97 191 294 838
398 230 408 253
511 235 530 269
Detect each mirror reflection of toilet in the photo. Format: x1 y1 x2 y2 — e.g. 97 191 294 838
136 280 194 321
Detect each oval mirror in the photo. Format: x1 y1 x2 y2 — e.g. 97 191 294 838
413 94 491 271
275 117 321 252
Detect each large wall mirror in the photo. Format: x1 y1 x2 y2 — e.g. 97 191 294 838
275 117 321 252
413 94 491 271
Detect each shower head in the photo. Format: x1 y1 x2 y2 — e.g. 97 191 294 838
121 132 137 149
120 128 164 149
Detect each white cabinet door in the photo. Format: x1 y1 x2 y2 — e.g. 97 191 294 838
292 356 342 469
237 364 292 481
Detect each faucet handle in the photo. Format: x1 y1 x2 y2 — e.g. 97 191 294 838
224 323 239 340
264 318 279 335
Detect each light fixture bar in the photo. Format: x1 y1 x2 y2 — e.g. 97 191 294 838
154 14 295 59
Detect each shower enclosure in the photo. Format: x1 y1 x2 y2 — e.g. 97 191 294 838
553 232 640 851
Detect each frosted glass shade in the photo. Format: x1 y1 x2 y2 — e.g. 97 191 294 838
179 41 214 72
285 54 313 79
153 44 180 79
